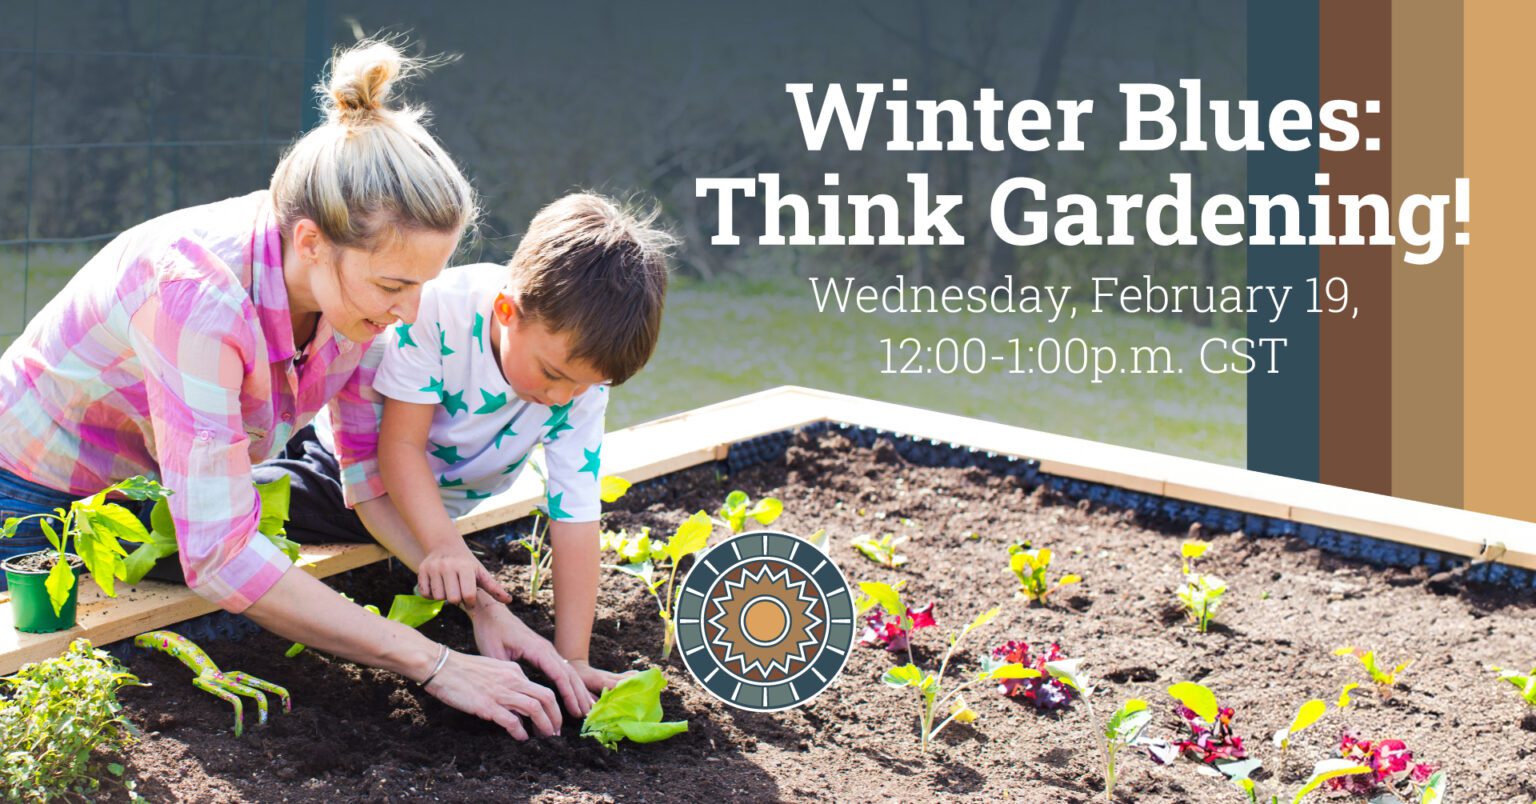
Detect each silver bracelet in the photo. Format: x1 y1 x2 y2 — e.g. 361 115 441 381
419 643 450 689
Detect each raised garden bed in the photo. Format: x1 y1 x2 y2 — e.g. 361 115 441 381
107 426 1536 802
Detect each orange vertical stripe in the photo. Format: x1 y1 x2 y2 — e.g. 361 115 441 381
1463 2 1536 520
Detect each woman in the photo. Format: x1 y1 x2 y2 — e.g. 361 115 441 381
0 40 591 739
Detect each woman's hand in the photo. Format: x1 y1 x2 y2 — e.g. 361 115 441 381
467 602 596 718
421 648 561 740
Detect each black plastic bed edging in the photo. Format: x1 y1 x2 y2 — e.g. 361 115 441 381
104 420 1536 662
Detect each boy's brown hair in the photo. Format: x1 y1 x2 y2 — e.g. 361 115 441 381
506 193 675 385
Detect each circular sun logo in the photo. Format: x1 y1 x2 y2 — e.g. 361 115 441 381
676 531 855 711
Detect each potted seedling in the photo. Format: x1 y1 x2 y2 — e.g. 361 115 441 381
1007 541 1081 605
1 476 169 633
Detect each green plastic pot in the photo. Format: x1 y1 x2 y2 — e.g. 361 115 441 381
2 551 85 633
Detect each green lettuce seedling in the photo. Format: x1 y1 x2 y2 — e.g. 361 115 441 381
2 476 172 614
1334 646 1411 698
715 489 782 535
606 512 714 658
881 605 1034 750
580 667 688 750
1488 664 1536 707
286 593 445 657
851 532 908 568
1176 540 1225 632
1008 541 1081 604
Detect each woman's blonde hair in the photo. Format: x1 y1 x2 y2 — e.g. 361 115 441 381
270 39 477 250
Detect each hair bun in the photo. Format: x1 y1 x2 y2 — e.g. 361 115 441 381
325 40 406 124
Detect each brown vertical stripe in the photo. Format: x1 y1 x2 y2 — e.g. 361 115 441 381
1391 1 1463 509
1463 3 1536 520
1319 0 1392 494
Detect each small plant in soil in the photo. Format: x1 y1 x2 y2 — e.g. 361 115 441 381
855 580 934 652
579 667 688 750
1176 539 1226 632
1334 646 1411 698
851 532 908 567
1102 699 1153 802
1146 682 1257 781
1231 759 1376 804
1488 663 1536 707
1327 730 1440 801
879 603 1037 751
605 511 714 658
984 640 1078 710
2 476 170 614
0 639 146 801
1271 685 1356 757
714 489 782 535
1007 541 1081 605
520 473 633 600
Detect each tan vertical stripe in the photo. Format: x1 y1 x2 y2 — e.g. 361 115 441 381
1463 3 1536 519
1391 1 1462 508
1320 0 1393 494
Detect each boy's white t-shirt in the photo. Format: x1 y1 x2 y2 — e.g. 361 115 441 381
324 264 607 521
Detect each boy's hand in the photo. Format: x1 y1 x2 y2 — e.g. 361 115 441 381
418 543 512 608
568 659 638 696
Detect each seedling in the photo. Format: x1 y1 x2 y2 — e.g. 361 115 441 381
1329 731 1437 799
1007 541 1081 604
880 604 1035 750
520 472 633 600
2 476 171 614
1176 540 1226 632
0 639 146 801
1488 664 1536 706
1147 682 1255 780
856 580 935 653
607 511 714 658
715 489 782 535
851 532 908 568
1334 646 1411 697
285 593 445 658
1271 685 1357 759
1232 759 1374 804
579 667 688 750
1102 699 1153 801
985 640 1077 710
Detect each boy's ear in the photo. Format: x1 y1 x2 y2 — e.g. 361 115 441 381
492 292 519 326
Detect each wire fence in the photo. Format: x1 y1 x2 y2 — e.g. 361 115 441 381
0 0 329 349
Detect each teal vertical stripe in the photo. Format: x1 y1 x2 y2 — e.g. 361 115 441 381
302 0 333 132
1246 1 1320 481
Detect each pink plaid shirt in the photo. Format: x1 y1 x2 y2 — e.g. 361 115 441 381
0 191 386 612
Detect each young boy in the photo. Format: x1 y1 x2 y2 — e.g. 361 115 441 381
267 193 672 700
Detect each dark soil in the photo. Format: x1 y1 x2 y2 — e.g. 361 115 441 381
113 430 1536 802
3 551 82 574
